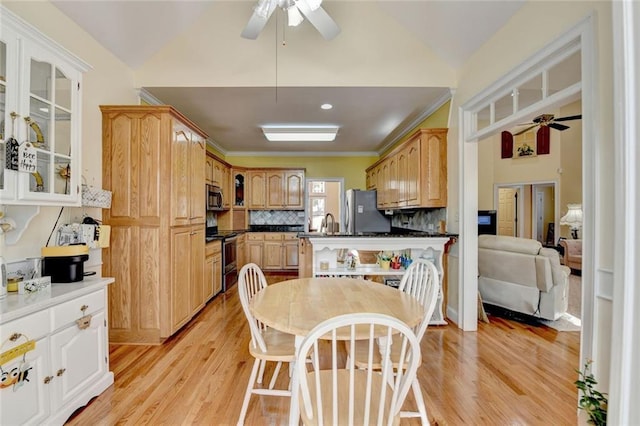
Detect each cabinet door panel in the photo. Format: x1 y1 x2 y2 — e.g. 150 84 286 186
284 242 299 269
190 226 205 314
205 255 214 301
171 127 190 226
190 136 205 224
406 139 421 206
171 227 191 332
0 337 50 426
213 253 222 295
50 310 107 410
266 172 283 208
247 242 263 267
263 241 282 269
285 171 304 209
248 172 265 209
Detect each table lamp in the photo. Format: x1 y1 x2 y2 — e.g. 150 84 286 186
560 203 583 239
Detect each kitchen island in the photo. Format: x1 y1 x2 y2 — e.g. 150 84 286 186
297 232 456 325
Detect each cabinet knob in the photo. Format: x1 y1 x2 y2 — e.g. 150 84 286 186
44 376 54 384
56 368 66 377
80 304 89 313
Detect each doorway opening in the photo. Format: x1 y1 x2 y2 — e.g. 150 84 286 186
304 178 344 233
494 181 558 244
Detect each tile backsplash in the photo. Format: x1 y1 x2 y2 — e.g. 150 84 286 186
249 210 305 225
391 208 447 232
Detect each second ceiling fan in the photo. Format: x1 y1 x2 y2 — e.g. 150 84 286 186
241 0 340 41
513 113 582 136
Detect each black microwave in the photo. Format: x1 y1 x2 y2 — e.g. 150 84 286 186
207 185 224 211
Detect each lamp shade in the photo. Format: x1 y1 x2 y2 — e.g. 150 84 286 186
559 204 583 229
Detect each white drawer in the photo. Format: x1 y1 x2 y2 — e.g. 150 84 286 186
1 309 50 343
51 289 105 331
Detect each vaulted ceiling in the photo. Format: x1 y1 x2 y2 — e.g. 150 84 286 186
50 0 527 155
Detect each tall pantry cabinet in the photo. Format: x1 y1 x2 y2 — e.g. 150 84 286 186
101 106 207 344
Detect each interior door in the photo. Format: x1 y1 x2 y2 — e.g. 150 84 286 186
498 188 517 236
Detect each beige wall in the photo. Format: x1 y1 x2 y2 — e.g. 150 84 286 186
229 156 376 190
559 100 583 239
4 1 137 262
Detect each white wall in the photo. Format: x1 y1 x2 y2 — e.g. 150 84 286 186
3 1 137 264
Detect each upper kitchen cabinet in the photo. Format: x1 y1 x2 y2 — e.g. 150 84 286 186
0 7 90 206
367 128 448 209
101 106 206 227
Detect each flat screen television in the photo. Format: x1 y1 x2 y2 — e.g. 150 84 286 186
478 210 497 235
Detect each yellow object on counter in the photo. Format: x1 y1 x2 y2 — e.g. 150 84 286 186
7 276 22 292
41 245 89 257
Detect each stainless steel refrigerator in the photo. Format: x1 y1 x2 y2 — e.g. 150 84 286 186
345 189 391 234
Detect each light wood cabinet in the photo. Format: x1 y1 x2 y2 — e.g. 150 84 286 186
205 155 214 185
170 225 205 333
247 169 305 210
252 232 299 270
101 105 209 344
247 171 266 209
246 233 265 267
205 240 222 300
367 128 447 209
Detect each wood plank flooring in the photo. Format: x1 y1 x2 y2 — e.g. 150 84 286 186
66 276 580 425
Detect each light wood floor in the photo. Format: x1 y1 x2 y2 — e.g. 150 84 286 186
67 275 580 425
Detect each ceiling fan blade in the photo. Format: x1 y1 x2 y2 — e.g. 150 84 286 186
554 114 582 122
548 122 570 131
513 124 538 136
241 1 277 40
296 0 341 40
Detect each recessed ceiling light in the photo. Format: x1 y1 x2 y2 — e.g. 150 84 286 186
321 103 333 110
262 125 339 142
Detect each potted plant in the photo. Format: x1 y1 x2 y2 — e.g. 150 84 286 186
575 360 607 426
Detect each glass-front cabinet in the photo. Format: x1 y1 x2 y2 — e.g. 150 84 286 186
0 6 89 206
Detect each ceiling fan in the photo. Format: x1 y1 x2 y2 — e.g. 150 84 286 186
513 113 582 136
241 0 341 41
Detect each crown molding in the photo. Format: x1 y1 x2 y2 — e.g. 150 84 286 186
224 151 379 157
376 89 453 154
137 88 163 105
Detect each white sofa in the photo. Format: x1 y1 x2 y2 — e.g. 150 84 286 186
478 235 570 321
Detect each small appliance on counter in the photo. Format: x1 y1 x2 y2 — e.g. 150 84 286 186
42 245 89 283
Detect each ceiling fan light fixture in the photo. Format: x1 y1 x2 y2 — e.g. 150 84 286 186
287 5 304 27
262 125 339 142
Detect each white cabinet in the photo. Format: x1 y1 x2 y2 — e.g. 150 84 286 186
0 278 114 426
307 236 450 325
0 6 89 206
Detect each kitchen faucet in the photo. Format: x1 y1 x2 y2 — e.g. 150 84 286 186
323 213 335 235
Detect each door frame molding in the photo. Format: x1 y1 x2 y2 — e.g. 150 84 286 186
458 14 596 374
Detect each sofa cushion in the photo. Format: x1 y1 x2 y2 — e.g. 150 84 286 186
478 234 542 255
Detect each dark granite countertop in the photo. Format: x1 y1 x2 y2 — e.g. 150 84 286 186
248 225 305 232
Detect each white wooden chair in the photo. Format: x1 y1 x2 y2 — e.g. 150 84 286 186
295 312 422 426
345 258 440 425
237 263 296 425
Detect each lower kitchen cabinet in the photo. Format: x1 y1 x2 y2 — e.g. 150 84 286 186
205 240 222 299
248 232 298 271
0 279 114 426
246 233 264 268
171 225 206 334
237 233 246 270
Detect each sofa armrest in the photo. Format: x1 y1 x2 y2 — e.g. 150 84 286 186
534 257 553 292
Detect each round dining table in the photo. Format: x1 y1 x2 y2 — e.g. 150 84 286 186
249 276 424 424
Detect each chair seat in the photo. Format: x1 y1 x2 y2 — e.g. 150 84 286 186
344 339 422 370
248 328 296 361
299 369 400 426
